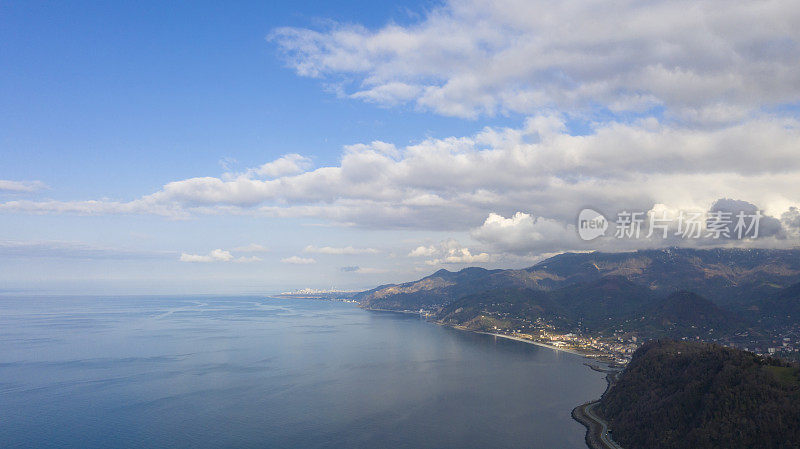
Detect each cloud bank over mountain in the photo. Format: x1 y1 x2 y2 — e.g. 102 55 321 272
3 116 798 243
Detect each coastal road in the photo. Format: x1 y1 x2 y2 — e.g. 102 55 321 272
584 402 624 449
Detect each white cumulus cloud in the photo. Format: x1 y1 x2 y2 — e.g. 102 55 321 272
304 245 379 255
340 265 389 274
243 154 312 179
281 255 317 264
0 180 47 193
233 243 270 253
180 249 262 263
180 249 234 263
409 238 491 265
471 212 577 255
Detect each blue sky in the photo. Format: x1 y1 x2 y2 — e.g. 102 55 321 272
2 0 504 197
2 0 799 294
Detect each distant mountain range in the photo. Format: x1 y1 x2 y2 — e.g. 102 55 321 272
355 248 800 338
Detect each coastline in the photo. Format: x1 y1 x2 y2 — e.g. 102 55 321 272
360 306 599 358
360 306 422 315
479 331 589 357
572 371 624 449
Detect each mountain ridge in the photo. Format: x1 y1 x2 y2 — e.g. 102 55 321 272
354 247 800 351
356 247 800 312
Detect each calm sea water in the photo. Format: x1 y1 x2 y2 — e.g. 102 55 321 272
0 296 606 448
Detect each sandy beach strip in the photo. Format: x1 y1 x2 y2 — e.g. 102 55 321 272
479 332 589 357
